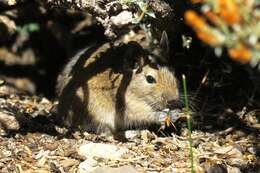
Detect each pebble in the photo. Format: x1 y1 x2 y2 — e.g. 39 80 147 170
78 158 98 173
110 11 133 27
0 112 20 130
247 146 257 154
93 165 138 173
78 142 128 160
124 130 140 139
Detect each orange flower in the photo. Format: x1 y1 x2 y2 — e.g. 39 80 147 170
191 0 204 3
228 45 251 63
165 116 172 127
197 31 221 46
218 0 241 24
184 10 208 31
204 11 222 26
185 10 224 46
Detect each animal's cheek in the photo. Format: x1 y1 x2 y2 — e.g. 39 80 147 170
132 76 146 86
151 85 163 96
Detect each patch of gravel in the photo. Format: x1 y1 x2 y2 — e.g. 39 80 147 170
0 94 259 173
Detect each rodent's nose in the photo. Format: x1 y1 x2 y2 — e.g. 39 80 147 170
167 100 183 110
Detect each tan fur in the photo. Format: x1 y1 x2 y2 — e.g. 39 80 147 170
56 32 180 135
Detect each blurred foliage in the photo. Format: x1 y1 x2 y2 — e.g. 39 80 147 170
16 23 40 34
120 0 156 23
184 0 260 66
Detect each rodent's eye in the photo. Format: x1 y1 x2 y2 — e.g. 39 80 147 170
146 75 156 84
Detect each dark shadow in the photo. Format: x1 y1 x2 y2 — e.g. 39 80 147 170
114 71 133 131
170 27 260 172
0 107 59 137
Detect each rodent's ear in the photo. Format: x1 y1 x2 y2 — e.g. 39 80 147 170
159 31 170 60
160 31 169 54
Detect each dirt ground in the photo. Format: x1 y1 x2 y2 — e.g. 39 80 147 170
0 85 259 173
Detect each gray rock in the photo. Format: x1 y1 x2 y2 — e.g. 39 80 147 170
124 130 140 139
110 11 133 27
0 111 20 130
78 142 128 160
78 158 98 173
93 165 138 173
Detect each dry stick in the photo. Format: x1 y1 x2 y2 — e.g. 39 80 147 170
182 74 195 173
194 70 209 98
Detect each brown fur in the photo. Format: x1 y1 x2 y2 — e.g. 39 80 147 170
56 32 180 135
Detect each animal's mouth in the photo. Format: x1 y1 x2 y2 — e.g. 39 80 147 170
151 104 166 112
166 100 184 110
151 100 183 112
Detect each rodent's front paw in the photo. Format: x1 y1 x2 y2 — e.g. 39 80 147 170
157 109 183 124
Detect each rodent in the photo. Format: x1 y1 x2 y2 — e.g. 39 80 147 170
56 31 180 137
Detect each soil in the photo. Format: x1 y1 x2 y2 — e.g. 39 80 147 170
0 88 259 173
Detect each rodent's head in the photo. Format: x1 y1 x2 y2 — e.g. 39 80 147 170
129 64 180 111
124 31 181 111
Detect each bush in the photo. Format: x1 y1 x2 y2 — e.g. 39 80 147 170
184 0 260 66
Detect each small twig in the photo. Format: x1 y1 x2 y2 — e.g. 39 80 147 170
217 127 235 136
194 70 209 98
